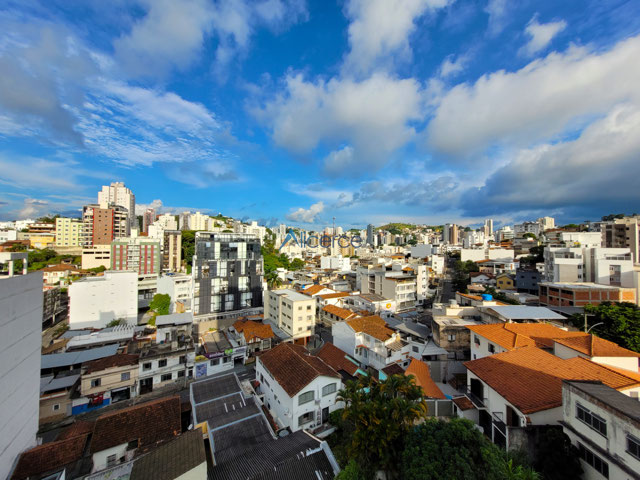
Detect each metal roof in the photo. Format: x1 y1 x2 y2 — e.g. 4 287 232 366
156 312 193 326
40 373 80 393
484 305 566 321
41 344 119 369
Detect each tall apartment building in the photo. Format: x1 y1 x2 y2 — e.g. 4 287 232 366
443 223 459 245
111 237 161 275
179 212 191 230
191 233 264 330
162 230 182 272
483 219 494 237
0 267 42 480
602 216 640 264
544 246 634 286
537 216 555 231
366 224 375 246
264 289 316 341
358 267 417 312
97 182 136 229
156 213 178 230
514 221 541 236
190 212 213 231
81 203 129 246
142 208 156 233
55 217 82 247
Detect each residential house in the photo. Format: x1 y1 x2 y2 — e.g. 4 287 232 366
404 358 445 400
157 273 193 313
463 346 640 449
256 343 343 432
561 380 640 480
515 268 542 294
231 319 275 355
553 334 640 373
319 304 359 326
496 273 515 290
89 396 181 472
332 315 412 372
469 272 496 286
80 354 139 407
342 293 396 317
39 371 80 424
42 264 80 286
265 289 316 342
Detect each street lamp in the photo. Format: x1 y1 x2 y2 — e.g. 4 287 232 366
587 322 605 334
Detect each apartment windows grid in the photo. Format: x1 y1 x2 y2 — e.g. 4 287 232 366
627 435 640 460
578 442 609 478
576 403 607 437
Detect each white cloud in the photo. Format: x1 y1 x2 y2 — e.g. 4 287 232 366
427 34 640 158
439 54 469 78
286 201 324 223
463 103 640 215
343 0 449 75
484 0 508 36
521 16 567 56
256 72 425 175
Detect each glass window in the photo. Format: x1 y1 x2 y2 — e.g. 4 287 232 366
158 359 168 368
121 372 130 381
298 411 314 427
322 383 337 396
627 435 640 460
578 443 609 478
91 378 101 388
210 358 220 366
299 391 314 405
576 403 607 437
161 373 172 382
143 362 151 371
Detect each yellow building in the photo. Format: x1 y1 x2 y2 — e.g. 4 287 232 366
29 234 56 249
496 273 516 290
81 354 140 403
55 217 82 247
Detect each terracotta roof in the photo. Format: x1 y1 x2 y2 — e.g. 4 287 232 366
464 346 640 414
84 353 139 374
56 420 95 440
303 284 329 296
381 363 404 376
554 335 640 358
90 396 181 453
233 320 275 342
468 323 587 351
317 292 351 300
452 396 474 411
42 264 79 272
322 304 357 320
258 343 340 396
456 292 484 301
316 342 359 376
347 315 394 341
405 359 446 399
11 434 88 480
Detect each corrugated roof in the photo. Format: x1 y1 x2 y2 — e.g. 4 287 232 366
41 344 120 369
483 306 566 321
155 312 193 326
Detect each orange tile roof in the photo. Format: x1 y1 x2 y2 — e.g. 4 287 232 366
405 359 446 399
464 346 640 414
318 292 351 300
42 264 79 272
317 342 359 376
56 420 95 441
347 315 394 342
258 343 340 396
84 354 139 374
452 396 474 411
11 434 89 480
322 304 357 320
468 323 587 351
303 284 329 296
233 319 275 342
554 335 640 358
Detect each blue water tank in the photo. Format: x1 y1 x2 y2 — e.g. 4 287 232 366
481 294 493 301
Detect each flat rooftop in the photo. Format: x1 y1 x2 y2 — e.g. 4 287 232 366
272 289 312 302
541 281 632 291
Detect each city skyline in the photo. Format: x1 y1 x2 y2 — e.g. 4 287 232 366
1 1 640 228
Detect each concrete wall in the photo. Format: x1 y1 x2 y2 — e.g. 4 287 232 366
0 273 42 479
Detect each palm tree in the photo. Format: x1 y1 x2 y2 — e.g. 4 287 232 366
265 271 282 289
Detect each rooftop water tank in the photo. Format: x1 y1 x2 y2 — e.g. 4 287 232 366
481 294 493 301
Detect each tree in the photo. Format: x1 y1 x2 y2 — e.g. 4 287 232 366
106 318 127 328
336 460 366 480
265 271 283 289
571 302 640 353
181 230 196 267
533 429 582 480
149 293 171 316
401 418 537 480
333 374 428 476
290 258 305 270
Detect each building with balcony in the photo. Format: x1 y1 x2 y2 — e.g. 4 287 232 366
256 342 342 432
601 216 640 264
561 380 640 480
264 288 316 342
55 217 83 247
81 203 129 247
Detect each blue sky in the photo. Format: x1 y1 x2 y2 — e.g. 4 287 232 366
1 0 640 229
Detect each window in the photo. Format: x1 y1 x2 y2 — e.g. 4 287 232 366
447 334 456 342
488 343 495 353
106 454 117 467
210 358 220 366
177 370 185 378
91 378 101 388
298 411 314 426
161 373 172 382
223 356 230 363
474 335 480 346
576 403 607 437
322 383 337 396
158 359 168 368
412 346 419 353
179 355 186 364
121 372 130 381
627 435 640 460
53 404 60 411
299 391 314 405
578 443 608 478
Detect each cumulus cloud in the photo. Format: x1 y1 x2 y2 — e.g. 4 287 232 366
343 0 449 75
439 54 469 78
521 16 567 56
484 0 509 36
427 34 640 159
255 72 425 175
18 198 50 218
461 104 640 216
286 201 324 223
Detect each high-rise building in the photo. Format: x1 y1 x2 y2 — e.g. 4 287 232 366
98 182 136 230
55 217 83 247
142 208 156 234
0 265 42 479
162 230 182 272
483 219 494 237
602 216 640 264
191 233 263 330
81 203 129 246
111 237 161 275
366 224 375 246
156 213 178 230
537 216 555 231
179 212 191 231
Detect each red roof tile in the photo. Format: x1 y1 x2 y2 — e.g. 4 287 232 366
258 343 340 396
56 420 95 440
452 396 474 411
233 320 275 342
405 359 446 399
468 323 587 351
322 304 357 320
90 396 181 453
347 315 394 341
554 335 640 358
317 342 359 376
11 435 88 480
84 354 139 374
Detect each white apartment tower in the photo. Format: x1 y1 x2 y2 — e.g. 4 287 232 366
98 182 136 230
